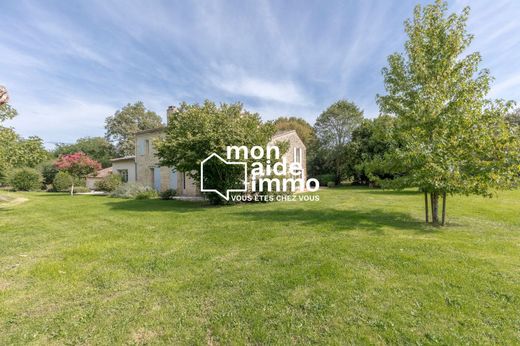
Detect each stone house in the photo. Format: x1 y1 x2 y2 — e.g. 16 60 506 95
110 126 306 197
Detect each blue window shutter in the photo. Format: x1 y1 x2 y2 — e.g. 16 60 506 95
137 139 144 155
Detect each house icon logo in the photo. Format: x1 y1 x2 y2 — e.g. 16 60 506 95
200 153 248 201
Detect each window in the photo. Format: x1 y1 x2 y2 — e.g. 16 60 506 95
145 139 150 155
137 139 145 155
294 147 302 163
118 169 128 183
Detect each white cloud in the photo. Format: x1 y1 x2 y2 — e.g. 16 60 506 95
217 76 307 105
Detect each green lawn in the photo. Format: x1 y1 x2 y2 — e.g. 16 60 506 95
0 187 519 344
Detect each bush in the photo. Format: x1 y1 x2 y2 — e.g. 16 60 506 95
135 190 158 200
8 168 42 191
53 171 73 192
94 174 122 192
327 181 336 188
160 188 177 200
110 183 157 199
39 162 59 185
316 174 336 186
73 186 90 193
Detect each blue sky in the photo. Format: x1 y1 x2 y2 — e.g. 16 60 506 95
1 0 519 147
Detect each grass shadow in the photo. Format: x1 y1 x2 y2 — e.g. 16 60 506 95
105 198 209 213
230 208 437 234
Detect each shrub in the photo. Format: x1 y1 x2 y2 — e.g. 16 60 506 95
316 174 336 186
160 188 177 200
8 168 42 191
135 190 158 200
94 174 122 192
73 186 90 193
52 171 73 192
327 181 336 188
39 161 59 185
110 183 157 199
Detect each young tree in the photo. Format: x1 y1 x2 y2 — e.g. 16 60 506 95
105 102 163 156
54 137 116 168
314 100 364 184
54 152 101 196
376 1 520 225
156 101 275 204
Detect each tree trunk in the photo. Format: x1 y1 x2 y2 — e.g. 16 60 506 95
424 192 429 223
441 192 447 226
71 182 74 197
431 192 439 225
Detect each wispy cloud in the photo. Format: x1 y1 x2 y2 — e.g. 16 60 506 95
1 0 519 147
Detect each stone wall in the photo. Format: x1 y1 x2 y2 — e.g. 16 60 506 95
268 130 307 181
134 129 200 196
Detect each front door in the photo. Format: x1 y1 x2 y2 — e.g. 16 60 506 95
153 167 161 191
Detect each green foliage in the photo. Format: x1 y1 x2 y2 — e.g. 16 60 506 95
506 108 520 127
346 115 397 184
94 174 122 192
52 171 73 192
327 181 336 188
0 127 48 184
160 188 177 200
135 190 158 200
53 137 116 168
8 167 42 191
105 101 163 156
110 182 157 199
72 186 90 193
273 117 316 147
39 161 59 186
314 100 364 184
315 174 336 186
156 101 275 204
376 0 520 224
0 103 17 122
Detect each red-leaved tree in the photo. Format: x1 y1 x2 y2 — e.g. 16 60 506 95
55 152 101 195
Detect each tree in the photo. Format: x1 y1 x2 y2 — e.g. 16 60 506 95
105 102 163 156
54 152 101 196
0 132 48 184
156 101 275 204
273 117 316 147
376 0 520 225
0 85 17 122
506 108 520 127
54 137 116 168
314 100 364 184
347 115 396 185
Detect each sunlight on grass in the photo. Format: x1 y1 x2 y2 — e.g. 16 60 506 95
0 188 519 344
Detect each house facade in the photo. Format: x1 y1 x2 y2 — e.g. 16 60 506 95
110 124 306 197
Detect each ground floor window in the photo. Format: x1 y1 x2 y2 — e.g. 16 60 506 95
118 169 128 182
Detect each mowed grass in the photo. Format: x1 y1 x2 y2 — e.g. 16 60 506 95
0 187 519 345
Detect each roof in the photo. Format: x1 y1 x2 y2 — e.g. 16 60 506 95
271 130 297 139
87 167 112 178
134 127 165 135
110 155 135 162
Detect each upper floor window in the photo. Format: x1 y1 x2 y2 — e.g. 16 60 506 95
145 139 150 155
294 147 302 163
